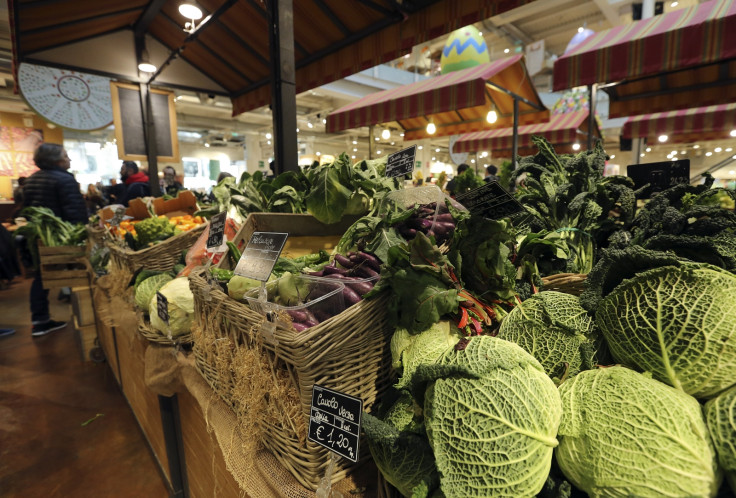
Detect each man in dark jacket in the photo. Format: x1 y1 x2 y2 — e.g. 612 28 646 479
118 161 150 206
23 143 87 337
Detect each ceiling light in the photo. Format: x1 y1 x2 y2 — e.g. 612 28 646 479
377 150 382 154
730 170 735 174
265 132 272 139
471 159 475 163
640 153 645 157
504 48 510 54
681 150 687 154
204 143 210 148
670 1 678 6
381 129 390 140
399 133 404 137
671 150 677 155
706 151 713 156
267 140 271 145
352 155 356 159
352 140 357 145
316 151 321 156
727 148 733 152
693 144 700 148
672 157 677 161
610 154 615 159
730 130 736 137
426 122 436 135
658 134 668 142
179 3 203 20
432 157 436 161
435 148 440 152
353 148 357 152
418 145 423 150
307 121 313 128
322 118 326 124
645 147 651 152
572 143 581 151
390 141 395 145
577 27 584 33
296 128 300 133
478 32 482 36
375 136 380 141
715 147 723 152
486 109 498 124
138 61 157 73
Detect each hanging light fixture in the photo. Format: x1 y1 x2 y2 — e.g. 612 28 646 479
658 134 668 142
572 143 581 151
381 128 391 140
137 47 157 73
179 3 203 33
265 132 272 140
426 121 436 135
486 108 498 124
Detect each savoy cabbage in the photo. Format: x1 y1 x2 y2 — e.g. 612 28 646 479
705 385 736 495
498 291 601 381
594 262 736 399
556 366 721 497
417 336 562 497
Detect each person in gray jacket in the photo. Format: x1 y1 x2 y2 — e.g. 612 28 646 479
23 143 86 336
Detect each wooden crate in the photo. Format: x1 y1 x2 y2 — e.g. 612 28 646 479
71 286 95 326
91 286 121 385
177 390 242 498
38 244 88 290
73 315 98 362
115 321 173 489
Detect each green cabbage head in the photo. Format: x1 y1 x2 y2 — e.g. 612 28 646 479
390 321 463 389
595 263 736 399
556 366 721 497
498 291 600 381
149 277 194 337
419 336 562 497
135 273 173 312
704 385 736 494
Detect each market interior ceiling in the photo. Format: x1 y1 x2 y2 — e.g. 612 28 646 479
3 0 732 175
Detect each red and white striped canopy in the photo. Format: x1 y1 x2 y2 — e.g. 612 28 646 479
622 103 736 143
454 111 596 154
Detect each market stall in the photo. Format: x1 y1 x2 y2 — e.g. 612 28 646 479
621 102 736 144
553 0 736 119
326 54 549 163
453 110 600 156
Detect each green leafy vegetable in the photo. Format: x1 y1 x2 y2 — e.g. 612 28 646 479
149 277 194 337
135 273 173 312
556 366 721 497
391 321 463 390
704 385 736 495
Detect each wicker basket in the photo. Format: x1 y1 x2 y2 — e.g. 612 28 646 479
137 311 192 346
189 267 394 490
107 225 205 274
541 273 588 295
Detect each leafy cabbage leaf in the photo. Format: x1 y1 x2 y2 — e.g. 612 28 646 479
419 336 562 497
704 385 736 495
498 291 601 381
556 366 721 497
135 273 173 312
390 321 462 390
595 263 736 399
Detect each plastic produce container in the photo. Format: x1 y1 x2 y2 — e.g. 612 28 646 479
244 274 345 331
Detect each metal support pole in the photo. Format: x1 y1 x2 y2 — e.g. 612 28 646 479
512 98 519 169
159 395 187 497
368 125 374 160
587 84 597 151
140 83 161 196
268 0 298 174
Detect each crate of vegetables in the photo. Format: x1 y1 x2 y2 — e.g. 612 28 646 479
189 213 394 490
102 192 206 274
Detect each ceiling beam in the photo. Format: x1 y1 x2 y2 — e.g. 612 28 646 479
490 0 578 26
352 0 394 16
134 0 168 36
592 0 621 25
21 6 143 36
312 0 351 36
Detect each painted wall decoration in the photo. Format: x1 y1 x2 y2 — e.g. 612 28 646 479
18 63 113 131
440 25 490 74
0 127 44 177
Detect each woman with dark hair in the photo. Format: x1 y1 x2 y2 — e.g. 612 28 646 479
22 143 87 337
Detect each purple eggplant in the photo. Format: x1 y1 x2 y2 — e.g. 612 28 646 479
323 265 349 276
292 322 309 332
409 217 433 231
308 270 325 277
313 309 332 323
345 280 374 296
334 254 354 269
342 286 362 306
357 251 381 272
287 309 309 322
434 213 454 223
354 265 379 279
398 226 417 239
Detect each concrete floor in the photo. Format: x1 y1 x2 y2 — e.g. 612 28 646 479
0 275 168 498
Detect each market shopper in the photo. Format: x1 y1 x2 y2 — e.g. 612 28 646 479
484 164 498 183
118 161 150 206
23 143 87 337
445 163 470 196
162 165 184 196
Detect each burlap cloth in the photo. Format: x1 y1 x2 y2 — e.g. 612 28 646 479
141 346 378 497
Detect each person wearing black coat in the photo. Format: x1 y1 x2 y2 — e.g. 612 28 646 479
23 143 87 337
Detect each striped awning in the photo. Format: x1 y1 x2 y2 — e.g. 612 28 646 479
553 0 736 91
326 55 549 141
454 111 597 155
622 103 736 143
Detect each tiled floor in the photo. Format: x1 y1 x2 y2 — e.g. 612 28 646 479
0 275 168 498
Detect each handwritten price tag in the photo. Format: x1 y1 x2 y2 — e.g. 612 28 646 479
386 145 417 179
206 212 227 249
233 232 288 281
455 181 524 220
156 291 169 325
627 159 690 198
307 384 362 463
110 207 126 227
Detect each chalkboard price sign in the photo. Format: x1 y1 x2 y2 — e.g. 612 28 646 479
386 145 417 178
206 212 227 249
627 159 690 198
233 232 289 281
156 291 169 325
307 384 362 463
455 181 524 220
